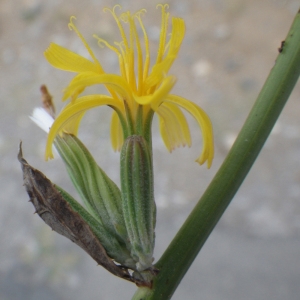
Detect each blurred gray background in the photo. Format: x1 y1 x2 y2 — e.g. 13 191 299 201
1 0 300 299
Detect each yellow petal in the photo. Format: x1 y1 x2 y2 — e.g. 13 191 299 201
157 102 191 150
134 75 177 106
63 73 133 102
166 18 185 60
144 57 176 91
45 95 122 160
144 18 185 90
62 111 85 135
166 95 214 168
44 43 101 73
67 16 104 73
157 109 178 152
110 110 124 151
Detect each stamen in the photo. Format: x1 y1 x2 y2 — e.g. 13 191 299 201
103 4 121 14
68 17 103 73
135 11 150 82
119 12 129 23
94 35 119 53
93 34 127 81
86 34 122 101
104 5 129 51
115 41 127 80
129 13 144 95
155 4 169 65
120 12 136 94
104 6 137 93
156 3 169 10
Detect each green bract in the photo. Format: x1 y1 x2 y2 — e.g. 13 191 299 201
54 133 157 283
120 135 156 272
55 134 129 244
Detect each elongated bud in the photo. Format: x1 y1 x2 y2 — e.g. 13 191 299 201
54 133 130 250
54 185 136 269
18 143 149 284
120 135 156 272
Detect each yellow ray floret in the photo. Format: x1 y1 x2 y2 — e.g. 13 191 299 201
44 43 101 73
45 95 124 159
157 102 191 151
44 5 214 167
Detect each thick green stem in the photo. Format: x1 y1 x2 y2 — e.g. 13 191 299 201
132 9 300 300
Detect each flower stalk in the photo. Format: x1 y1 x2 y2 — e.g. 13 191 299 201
132 8 300 299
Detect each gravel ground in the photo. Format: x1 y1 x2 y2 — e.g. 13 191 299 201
1 0 300 299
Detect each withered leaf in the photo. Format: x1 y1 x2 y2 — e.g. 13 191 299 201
18 142 144 285
40 85 55 118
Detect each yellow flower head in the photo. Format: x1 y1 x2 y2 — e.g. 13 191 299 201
44 4 214 167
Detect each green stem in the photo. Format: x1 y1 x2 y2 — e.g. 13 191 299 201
132 9 300 300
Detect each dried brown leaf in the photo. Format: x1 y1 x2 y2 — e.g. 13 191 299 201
40 85 55 118
17 142 144 285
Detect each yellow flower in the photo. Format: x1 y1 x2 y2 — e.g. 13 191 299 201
44 4 214 167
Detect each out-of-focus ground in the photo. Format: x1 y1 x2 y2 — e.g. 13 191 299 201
1 0 300 299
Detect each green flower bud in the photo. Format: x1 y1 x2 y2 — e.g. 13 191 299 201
120 135 156 272
55 185 136 269
54 134 129 249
